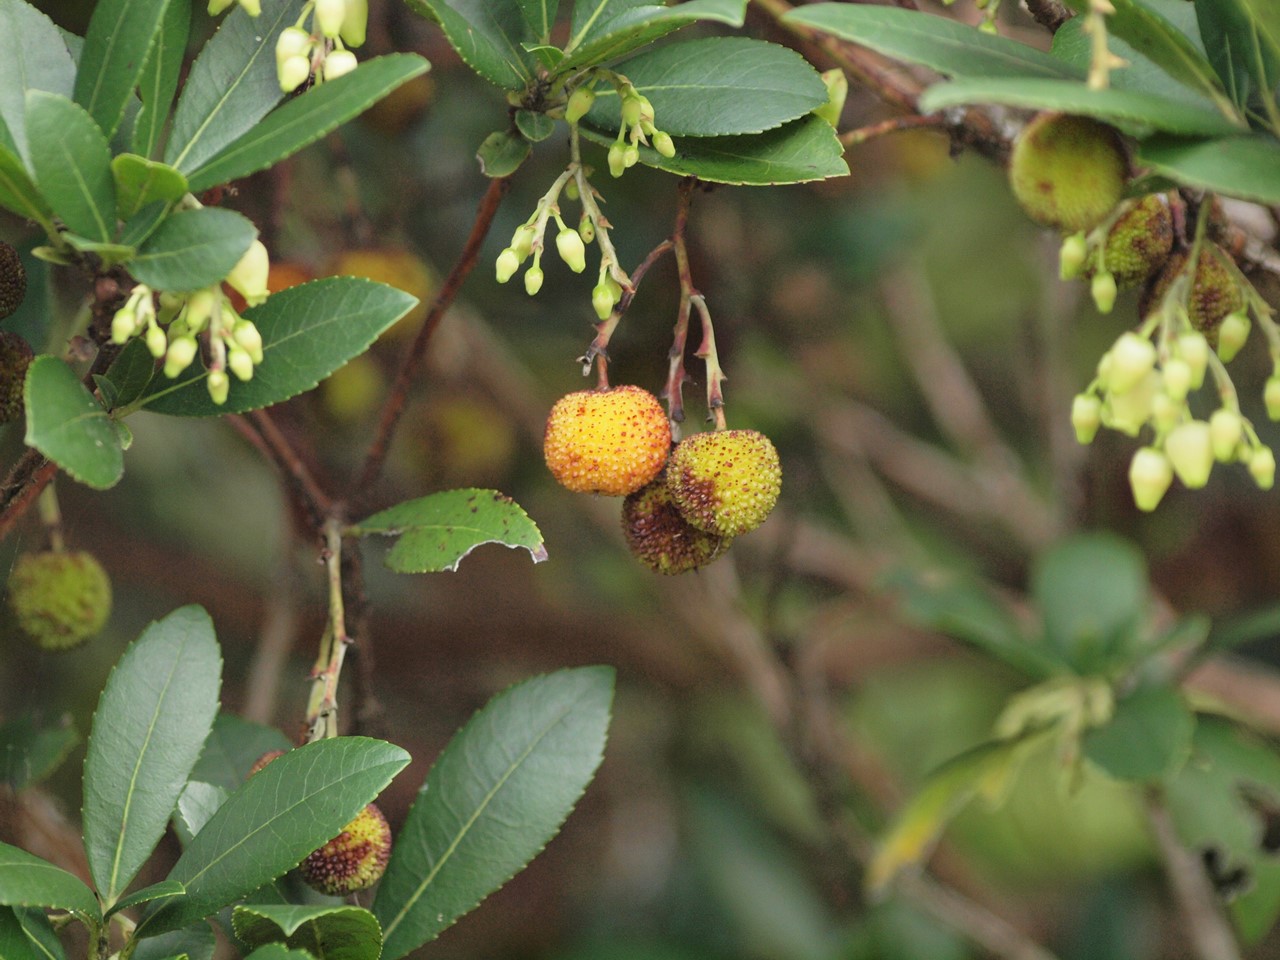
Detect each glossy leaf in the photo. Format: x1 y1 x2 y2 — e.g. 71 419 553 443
174 782 229 847
1081 684 1195 781
83 606 222 906
1052 15 1219 105
136 278 416 416
74 0 173 139
25 91 117 242
580 113 847 185
101 338 159 412
187 55 431 192
112 154 188 220
133 0 191 158
120 200 174 248
140 737 410 937
516 0 557 42
188 713 291 793
560 0 747 73
23 356 125 490
0 715 79 791
587 38 827 136
1196 1 1276 109
401 0 533 89
920 77 1245 137
0 143 54 231
476 129 531 177
1137 133 1280 204
374 667 614 959
234 905 382 960
164 0 306 173
0 907 63 960
0 0 75 164
129 206 256 292
514 109 555 142
109 879 186 916
784 4 1080 80
132 923 216 960
351 488 548 573
0 842 99 923
243 946 319 960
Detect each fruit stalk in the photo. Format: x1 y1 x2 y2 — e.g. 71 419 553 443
664 179 698 428
580 238 674 383
691 295 727 430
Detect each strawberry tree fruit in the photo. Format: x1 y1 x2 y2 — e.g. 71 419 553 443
1090 194 1175 288
1009 113 1127 233
543 386 671 496
622 476 730 575
666 429 782 538
0 331 33 423
7 550 112 651
0 240 25 319
300 802 393 895
1141 245 1245 347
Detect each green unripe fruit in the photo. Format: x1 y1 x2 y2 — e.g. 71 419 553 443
0 331 33 424
622 476 730 575
7 550 112 650
0 241 27 319
667 429 781 537
1009 113 1127 232
1141 245 1244 347
300 802 393 895
1093 194 1174 288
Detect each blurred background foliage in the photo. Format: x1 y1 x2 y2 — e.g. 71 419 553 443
5 1 1280 958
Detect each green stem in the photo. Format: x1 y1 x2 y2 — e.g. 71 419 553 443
305 518 351 741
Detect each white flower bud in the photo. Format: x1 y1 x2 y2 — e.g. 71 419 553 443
1059 232 1087 279
323 49 358 82
1250 446 1276 490
226 239 270 307
1177 331 1209 389
1150 392 1181 433
145 324 168 359
1209 408 1244 462
1091 270 1117 314
185 288 218 334
315 0 345 38
110 305 139 344
1218 310 1251 363
1105 370 1159 436
592 281 618 321
495 248 520 283
227 347 255 382
207 369 230 405
1165 420 1213 489
233 320 264 364
524 264 544 296
340 0 367 46
623 143 639 168
556 227 586 273
1129 447 1173 512
652 130 675 159
608 142 626 178
279 54 312 93
1162 357 1192 402
1071 394 1101 444
511 224 536 260
277 28 312 66
164 336 199 378
1108 332 1156 394
1266 377 1280 421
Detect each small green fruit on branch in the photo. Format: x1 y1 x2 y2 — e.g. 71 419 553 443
1009 113 1127 234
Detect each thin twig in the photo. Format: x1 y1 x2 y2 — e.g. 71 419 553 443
665 178 698 428
841 113 948 147
356 175 513 496
0 455 58 544
233 409 333 528
304 518 352 742
580 238 675 376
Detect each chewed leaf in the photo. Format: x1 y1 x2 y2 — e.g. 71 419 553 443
351 488 547 573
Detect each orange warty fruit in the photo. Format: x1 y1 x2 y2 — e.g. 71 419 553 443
543 386 671 496
300 802 393 896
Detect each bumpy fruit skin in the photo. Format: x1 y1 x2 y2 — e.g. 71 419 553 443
666 429 781 537
0 241 26 319
325 247 434 340
300 803 392 895
1009 113 1127 233
1093 194 1174 287
7 551 112 650
0 331 34 424
1141 245 1244 345
543 386 671 496
622 476 729 574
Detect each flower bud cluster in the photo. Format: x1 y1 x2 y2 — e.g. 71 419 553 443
109 240 270 405
605 81 676 178
275 0 367 93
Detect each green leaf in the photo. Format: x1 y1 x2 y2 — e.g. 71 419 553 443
0 907 64 960
112 154 188 220
188 713 291 793
784 4 1081 80
164 0 306 173
186 54 431 193
140 737 410 938
62 234 136 269
243 947 319 960
401 0 533 89
25 91 117 242
136 278 416 417
130 206 257 292
1081 684 1195 781
101 338 159 412
110 879 187 915
1052 16 1220 105
374 667 614 959
476 129 531 177
1196 1 1277 111
351 488 548 573
174 782 229 846
883 568 1064 679
587 38 828 137
133 0 191 158
1137 133 1280 204
0 842 100 923
514 109 555 142
83 606 223 907
120 200 174 248
0 715 79 791
234 905 382 960
0 143 55 232
23 355 125 490
1033 533 1148 675
580 113 847 185
560 0 748 74
0 0 76 164
132 923 216 960
516 0 558 42
919 77 1246 137
74 0 174 139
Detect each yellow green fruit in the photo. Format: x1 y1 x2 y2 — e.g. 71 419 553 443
543 386 671 496
7 550 112 650
0 241 26 319
1141 244 1244 346
622 476 730 574
0 331 34 424
325 247 435 340
300 802 392 895
1009 113 1127 233
1093 194 1174 288
666 429 781 537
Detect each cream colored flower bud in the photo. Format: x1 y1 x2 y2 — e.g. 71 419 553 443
1250 446 1276 490
1218 310 1251 363
1150 392 1180 433
1165 420 1213 489
340 0 368 46
1059 232 1087 280
511 224 536 260
185 288 218 333
227 347 255 382
1129 447 1173 512
1071 394 1101 444
1108 332 1156 394
227 239 270 307
277 27 311 65
592 280 618 321
495 248 520 283
233 320 264 364
315 0 346 38
565 87 595 124
556 227 586 273
207 369 230 405
621 95 643 128
1265 377 1280 421
145 324 168 359
1091 270 1117 314
279 55 312 93
524 264 544 296
608 142 626 178
164 336 199 378
1105 370 1159 436
622 143 639 168
323 49 358 82
1177 331 1209 389
652 131 675 158
237 0 261 16
1162 357 1192 402
1209 408 1243 462
110 305 139 344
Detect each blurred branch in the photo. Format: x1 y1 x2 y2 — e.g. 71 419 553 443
242 535 301 727
228 410 332 531
0 452 57 544
840 113 948 148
